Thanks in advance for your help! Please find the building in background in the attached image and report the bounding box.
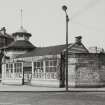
[89,46,105,53]
[0,27,13,48]
[0,27,14,79]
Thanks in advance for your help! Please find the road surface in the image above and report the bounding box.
[0,92,105,105]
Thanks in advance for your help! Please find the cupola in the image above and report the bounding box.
[12,26,32,41]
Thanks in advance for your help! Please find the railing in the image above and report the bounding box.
[33,72,57,79]
[6,73,22,79]
[14,73,23,78]
[6,73,14,78]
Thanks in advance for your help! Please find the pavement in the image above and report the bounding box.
[0,84,105,91]
[0,91,105,105]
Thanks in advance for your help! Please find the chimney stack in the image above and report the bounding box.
[75,36,82,44]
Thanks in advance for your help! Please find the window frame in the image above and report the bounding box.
[34,61,43,73]
[45,59,57,72]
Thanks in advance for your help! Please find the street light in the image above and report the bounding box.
[62,5,69,91]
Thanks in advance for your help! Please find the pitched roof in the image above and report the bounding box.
[17,44,73,58]
[6,40,35,50]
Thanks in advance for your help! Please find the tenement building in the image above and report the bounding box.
[1,27,105,87]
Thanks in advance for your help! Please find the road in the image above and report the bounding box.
[0,92,105,105]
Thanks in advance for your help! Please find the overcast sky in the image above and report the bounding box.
[0,0,105,49]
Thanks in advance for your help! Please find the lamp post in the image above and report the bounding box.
[62,5,69,91]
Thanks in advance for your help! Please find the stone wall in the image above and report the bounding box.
[67,53,105,87]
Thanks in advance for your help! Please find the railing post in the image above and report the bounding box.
[43,60,46,79]
[22,62,24,85]
[32,61,34,78]
[13,63,15,79]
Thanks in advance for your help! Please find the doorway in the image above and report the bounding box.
[22,67,32,85]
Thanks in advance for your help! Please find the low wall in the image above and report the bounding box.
[67,53,105,87]
[2,78,22,85]
[31,79,60,87]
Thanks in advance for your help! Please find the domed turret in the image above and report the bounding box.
[4,9,36,58]
[5,26,35,58]
[12,26,31,41]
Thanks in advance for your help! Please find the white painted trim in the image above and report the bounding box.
[43,60,45,80]
[16,54,61,61]
[32,62,34,78]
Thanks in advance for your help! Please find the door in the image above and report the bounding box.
[22,66,32,85]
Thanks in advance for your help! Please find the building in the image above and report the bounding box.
[1,27,105,88]
[0,27,13,48]
[0,27,14,79]
[89,46,105,53]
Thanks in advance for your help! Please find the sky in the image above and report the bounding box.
[0,0,105,49]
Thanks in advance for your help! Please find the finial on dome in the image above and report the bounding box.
[17,9,27,33]
[20,9,23,28]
